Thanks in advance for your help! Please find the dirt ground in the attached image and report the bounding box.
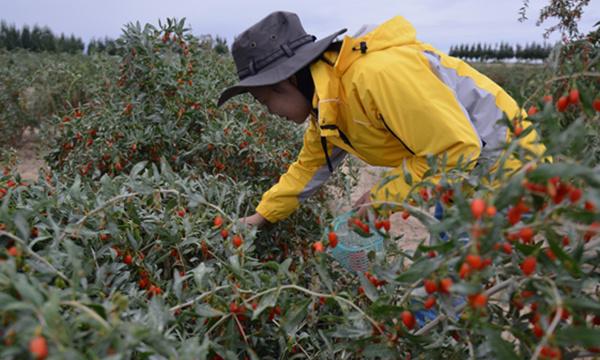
[10,128,48,180]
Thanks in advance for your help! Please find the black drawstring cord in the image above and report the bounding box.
[320,136,333,172]
[320,124,354,149]
[337,129,354,150]
[319,124,354,173]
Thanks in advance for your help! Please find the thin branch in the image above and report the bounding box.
[206,313,231,336]
[59,192,140,241]
[0,230,70,282]
[60,188,184,241]
[60,300,111,330]
[522,72,600,109]
[233,313,249,344]
[169,285,230,312]
[271,319,314,359]
[75,193,139,226]
[531,279,563,360]
[245,284,384,334]
[467,336,476,360]
[399,278,426,308]
[198,199,235,223]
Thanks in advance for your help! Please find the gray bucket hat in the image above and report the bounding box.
[218,11,346,106]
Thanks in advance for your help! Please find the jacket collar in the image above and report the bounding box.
[309,16,418,138]
[310,57,341,138]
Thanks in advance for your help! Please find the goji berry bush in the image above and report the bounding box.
[44,19,301,186]
[0,49,117,150]
[1,17,600,360]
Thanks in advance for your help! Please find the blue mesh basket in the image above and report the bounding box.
[327,211,385,273]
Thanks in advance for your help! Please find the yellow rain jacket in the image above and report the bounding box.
[255,16,546,223]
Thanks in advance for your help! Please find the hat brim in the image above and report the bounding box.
[218,28,347,107]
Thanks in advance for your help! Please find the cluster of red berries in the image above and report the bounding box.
[420,277,454,313]
[459,254,493,279]
[522,177,583,205]
[555,89,580,112]
[470,198,497,220]
[213,215,244,249]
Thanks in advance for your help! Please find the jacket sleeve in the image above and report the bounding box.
[355,49,481,210]
[255,118,346,223]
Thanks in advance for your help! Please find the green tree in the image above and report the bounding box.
[39,27,56,52]
[214,35,229,54]
[20,25,32,50]
[3,23,21,50]
[30,25,42,51]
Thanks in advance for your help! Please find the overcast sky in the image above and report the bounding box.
[2,0,599,52]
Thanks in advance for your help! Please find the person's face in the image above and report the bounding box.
[249,78,311,125]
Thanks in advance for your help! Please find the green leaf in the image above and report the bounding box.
[376,174,400,191]
[278,258,293,278]
[396,258,441,283]
[565,298,600,314]
[194,303,224,318]
[245,348,260,360]
[13,212,29,240]
[403,160,413,186]
[580,83,596,117]
[173,270,184,301]
[362,343,397,358]
[484,328,520,360]
[228,254,241,273]
[331,325,371,338]
[546,229,582,276]
[556,326,600,347]
[370,304,403,318]
[84,303,108,320]
[358,274,379,301]
[280,299,311,337]
[252,290,279,320]
[314,260,333,292]
[12,275,44,306]
[191,263,212,290]
[69,176,82,202]
[0,293,17,309]
[3,302,37,312]
[494,172,525,210]
[130,161,148,177]
[417,240,456,253]
[450,283,481,296]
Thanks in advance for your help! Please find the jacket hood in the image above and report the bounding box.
[334,16,418,75]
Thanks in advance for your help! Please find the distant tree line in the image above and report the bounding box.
[87,38,120,55]
[0,21,84,53]
[0,21,230,56]
[449,42,554,62]
[198,35,229,54]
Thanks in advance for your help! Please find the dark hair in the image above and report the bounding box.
[295,65,315,104]
[326,41,342,53]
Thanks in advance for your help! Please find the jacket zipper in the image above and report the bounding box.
[379,114,415,155]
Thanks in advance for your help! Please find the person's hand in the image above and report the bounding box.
[239,212,268,228]
[354,190,373,219]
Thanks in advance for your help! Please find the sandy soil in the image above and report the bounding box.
[6,128,48,181]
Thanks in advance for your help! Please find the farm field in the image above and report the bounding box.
[1,18,600,359]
